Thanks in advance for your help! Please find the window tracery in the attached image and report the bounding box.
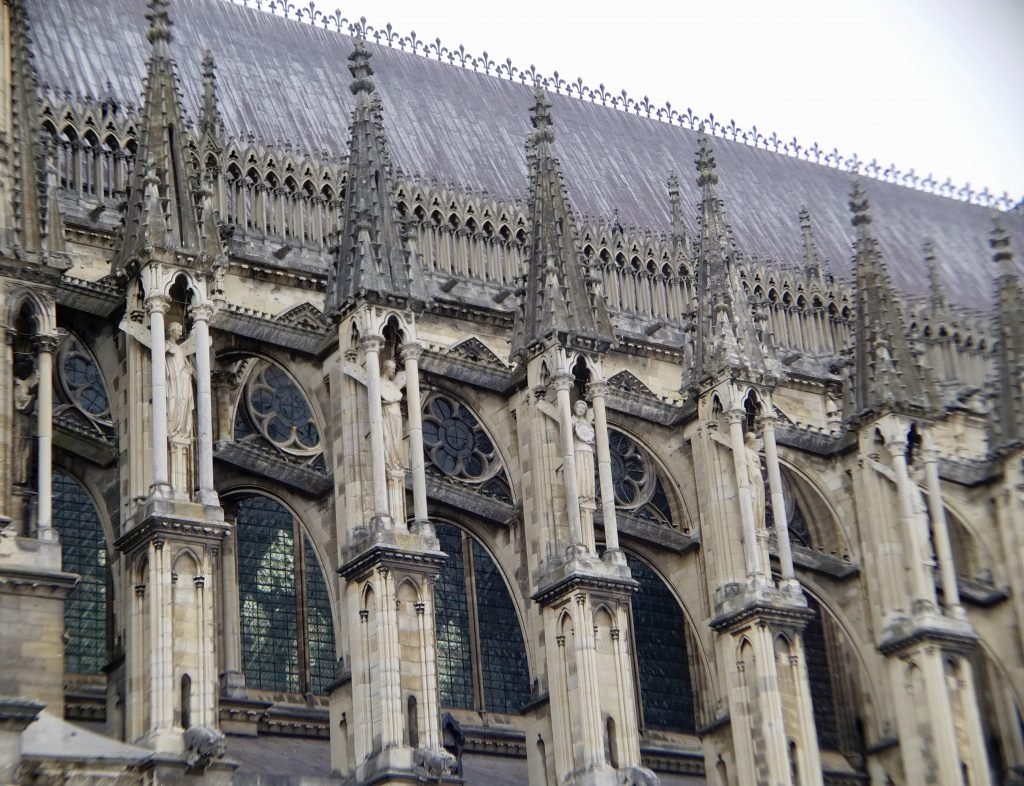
[56,333,113,435]
[602,430,673,526]
[234,360,323,466]
[434,524,530,714]
[422,392,512,503]
[234,494,335,694]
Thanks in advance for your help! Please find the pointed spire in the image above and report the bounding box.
[199,50,224,142]
[848,180,934,419]
[991,216,1024,450]
[922,239,949,315]
[326,38,425,319]
[511,89,614,361]
[799,206,824,282]
[685,133,777,391]
[667,171,689,255]
[113,0,221,276]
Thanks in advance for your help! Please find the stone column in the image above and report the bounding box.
[146,295,171,497]
[360,335,390,524]
[761,414,796,582]
[34,334,57,541]
[589,381,622,559]
[921,438,964,618]
[727,408,761,579]
[888,439,935,611]
[401,342,430,534]
[553,371,583,550]
[190,301,218,507]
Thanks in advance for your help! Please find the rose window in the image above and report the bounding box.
[57,333,113,433]
[236,361,322,463]
[603,430,673,526]
[422,393,511,502]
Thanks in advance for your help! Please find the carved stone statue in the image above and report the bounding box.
[119,315,198,496]
[573,399,596,505]
[744,431,766,528]
[12,366,39,488]
[341,352,407,523]
[165,321,196,442]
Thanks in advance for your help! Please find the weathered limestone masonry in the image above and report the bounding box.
[0,0,1023,785]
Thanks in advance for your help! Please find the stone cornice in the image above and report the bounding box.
[338,538,447,582]
[0,565,79,597]
[115,500,229,555]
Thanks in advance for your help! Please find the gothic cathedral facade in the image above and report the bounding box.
[1,1,1023,785]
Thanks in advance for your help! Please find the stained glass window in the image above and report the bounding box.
[235,495,336,694]
[803,595,840,749]
[434,523,530,713]
[422,393,512,504]
[602,431,674,526]
[57,334,113,434]
[235,361,323,464]
[54,472,107,674]
[434,525,474,709]
[627,554,695,732]
[472,540,530,713]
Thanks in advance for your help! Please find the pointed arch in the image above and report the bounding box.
[433,522,530,714]
[53,471,108,675]
[229,492,336,694]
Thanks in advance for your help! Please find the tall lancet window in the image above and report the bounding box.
[434,523,530,714]
[626,554,696,733]
[53,472,107,674]
[234,494,335,694]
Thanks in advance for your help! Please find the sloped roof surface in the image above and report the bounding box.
[27,0,1024,307]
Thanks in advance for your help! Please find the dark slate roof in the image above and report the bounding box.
[27,0,1024,308]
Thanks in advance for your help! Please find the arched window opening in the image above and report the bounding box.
[434,523,529,714]
[803,595,840,749]
[234,360,324,470]
[180,674,192,730]
[605,716,618,767]
[406,695,419,748]
[53,472,107,674]
[626,554,695,732]
[602,430,674,527]
[421,392,512,503]
[766,467,812,549]
[234,494,335,694]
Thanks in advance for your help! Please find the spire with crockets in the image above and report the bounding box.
[847,180,936,420]
[511,88,614,362]
[326,37,426,320]
[112,0,222,278]
[991,216,1024,451]
[684,132,780,392]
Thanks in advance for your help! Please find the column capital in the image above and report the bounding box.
[189,300,215,323]
[586,380,609,398]
[885,440,907,461]
[145,294,171,314]
[553,371,575,392]
[399,341,423,362]
[32,333,59,354]
[359,334,384,354]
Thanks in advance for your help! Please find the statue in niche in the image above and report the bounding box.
[12,360,39,488]
[341,352,407,524]
[744,431,766,528]
[120,316,198,496]
[572,399,597,530]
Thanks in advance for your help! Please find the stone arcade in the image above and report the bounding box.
[0,1,1023,785]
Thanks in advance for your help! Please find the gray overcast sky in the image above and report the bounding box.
[348,0,1023,201]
